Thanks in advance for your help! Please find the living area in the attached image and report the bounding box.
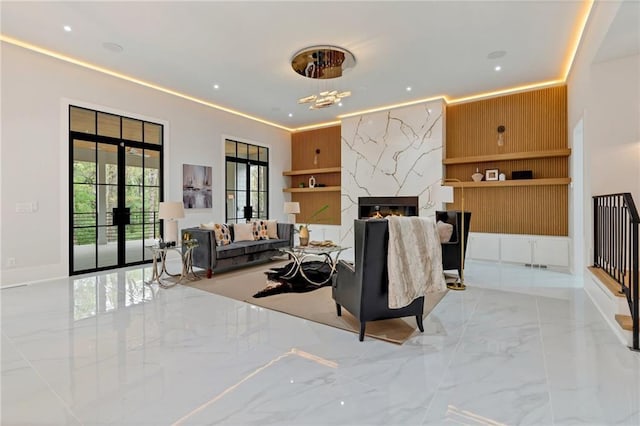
[2,1,640,424]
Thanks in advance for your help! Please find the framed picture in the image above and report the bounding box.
[485,168,499,181]
[183,164,212,209]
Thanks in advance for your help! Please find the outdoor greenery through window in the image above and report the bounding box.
[225,139,269,223]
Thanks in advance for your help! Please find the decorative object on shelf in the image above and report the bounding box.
[497,125,506,147]
[292,45,356,109]
[512,170,533,180]
[471,168,484,182]
[313,148,320,166]
[440,180,466,291]
[309,176,316,188]
[499,173,506,181]
[485,168,499,181]
[284,201,300,224]
[182,164,212,209]
[159,201,185,243]
[299,182,305,187]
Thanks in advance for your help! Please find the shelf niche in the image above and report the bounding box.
[289,125,341,225]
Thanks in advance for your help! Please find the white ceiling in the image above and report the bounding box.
[0,1,634,130]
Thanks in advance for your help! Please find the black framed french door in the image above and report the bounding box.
[69,106,164,275]
[225,140,269,223]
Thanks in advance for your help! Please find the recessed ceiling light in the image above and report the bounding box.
[213,84,219,90]
[288,113,293,117]
[495,65,502,71]
[406,86,412,92]
[63,25,72,32]
[487,50,507,59]
[338,102,343,107]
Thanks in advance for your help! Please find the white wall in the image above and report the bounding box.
[567,0,640,271]
[0,43,290,286]
[340,100,445,245]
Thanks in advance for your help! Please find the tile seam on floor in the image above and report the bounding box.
[535,293,556,426]
[1,329,84,425]
[419,288,485,424]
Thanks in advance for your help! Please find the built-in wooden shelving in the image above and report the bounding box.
[443,177,571,188]
[283,186,341,193]
[283,167,341,176]
[443,149,571,165]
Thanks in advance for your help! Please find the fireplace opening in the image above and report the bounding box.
[358,196,419,219]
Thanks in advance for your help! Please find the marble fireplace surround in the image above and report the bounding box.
[340,99,445,245]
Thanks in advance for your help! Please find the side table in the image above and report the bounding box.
[145,240,200,288]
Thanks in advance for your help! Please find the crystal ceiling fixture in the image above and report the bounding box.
[291,45,355,110]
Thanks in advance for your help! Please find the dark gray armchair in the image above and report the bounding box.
[332,219,424,341]
[436,211,471,281]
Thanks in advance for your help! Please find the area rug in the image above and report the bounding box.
[255,261,333,298]
[184,260,447,344]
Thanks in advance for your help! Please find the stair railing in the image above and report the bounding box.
[593,193,639,350]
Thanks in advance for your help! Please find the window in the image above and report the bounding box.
[225,139,269,223]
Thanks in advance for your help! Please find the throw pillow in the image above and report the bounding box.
[233,222,255,242]
[265,220,279,239]
[200,222,216,230]
[252,220,269,240]
[436,220,454,243]
[213,223,231,246]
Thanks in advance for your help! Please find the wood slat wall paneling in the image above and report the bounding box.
[291,192,341,226]
[446,85,567,158]
[446,186,568,236]
[445,85,569,236]
[291,126,341,170]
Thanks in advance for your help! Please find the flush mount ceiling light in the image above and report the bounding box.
[292,45,355,110]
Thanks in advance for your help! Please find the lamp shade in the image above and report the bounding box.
[284,201,300,214]
[440,185,455,204]
[158,201,185,220]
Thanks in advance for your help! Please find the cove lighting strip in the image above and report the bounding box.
[1,0,594,133]
[0,34,293,132]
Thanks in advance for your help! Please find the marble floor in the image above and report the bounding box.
[1,260,639,425]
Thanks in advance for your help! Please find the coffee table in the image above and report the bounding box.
[279,245,348,286]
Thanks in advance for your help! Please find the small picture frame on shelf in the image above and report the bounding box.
[485,168,499,181]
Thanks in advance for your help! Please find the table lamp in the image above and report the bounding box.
[159,201,185,243]
[441,180,466,291]
[284,201,300,224]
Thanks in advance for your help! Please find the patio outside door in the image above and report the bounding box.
[70,106,163,275]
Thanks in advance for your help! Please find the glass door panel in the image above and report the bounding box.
[96,143,118,269]
[125,148,145,264]
[143,150,161,260]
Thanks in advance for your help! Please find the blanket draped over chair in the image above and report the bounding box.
[387,216,446,308]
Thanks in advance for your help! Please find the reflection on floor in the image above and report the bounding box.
[2,260,639,425]
[72,239,159,272]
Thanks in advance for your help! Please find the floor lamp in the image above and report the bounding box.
[159,201,185,244]
[441,180,466,291]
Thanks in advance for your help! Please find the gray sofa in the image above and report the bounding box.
[181,222,294,276]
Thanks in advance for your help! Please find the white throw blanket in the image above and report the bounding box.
[387,216,446,308]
